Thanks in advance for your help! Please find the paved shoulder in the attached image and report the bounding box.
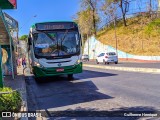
[85,61,160,69]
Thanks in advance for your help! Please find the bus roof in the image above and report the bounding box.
[31,21,77,29]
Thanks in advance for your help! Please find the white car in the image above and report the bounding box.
[96,52,118,64]
[82,54,89,61]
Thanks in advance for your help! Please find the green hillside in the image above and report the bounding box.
[97,16,160,56]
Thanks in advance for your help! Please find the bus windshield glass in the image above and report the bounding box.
[33,31,80,58]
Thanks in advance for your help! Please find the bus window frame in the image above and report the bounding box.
[31,30,81,59]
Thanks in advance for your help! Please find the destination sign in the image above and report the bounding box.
[35,22,77,31]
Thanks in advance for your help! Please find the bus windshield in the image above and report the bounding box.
[33,31,80,58]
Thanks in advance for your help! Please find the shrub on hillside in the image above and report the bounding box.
[0,87,22,112]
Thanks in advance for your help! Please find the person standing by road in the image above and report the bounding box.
[17,57,21,68]
[22,57,26,68]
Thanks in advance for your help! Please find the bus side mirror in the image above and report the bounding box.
[28,37,32,45]
[80,34,82,46]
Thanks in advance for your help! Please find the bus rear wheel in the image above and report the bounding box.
[68,74,74,81]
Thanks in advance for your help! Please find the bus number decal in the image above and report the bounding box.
[67,48,76,53]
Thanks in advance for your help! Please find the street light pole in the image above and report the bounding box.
[20,15,37,30]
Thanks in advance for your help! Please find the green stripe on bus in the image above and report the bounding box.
[33,62,82,78]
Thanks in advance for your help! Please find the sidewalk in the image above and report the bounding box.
[3,67,28,116]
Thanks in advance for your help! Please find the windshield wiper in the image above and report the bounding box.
[59,30,68,52]
[61,30,68,43]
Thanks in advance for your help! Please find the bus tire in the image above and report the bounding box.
[68,74,74,81]
[103,60,106,65]
[96,59,99,64]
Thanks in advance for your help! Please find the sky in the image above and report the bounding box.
[3,0,159,36]
[3,0,80,36]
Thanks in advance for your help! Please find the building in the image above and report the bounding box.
[0,0,17,87]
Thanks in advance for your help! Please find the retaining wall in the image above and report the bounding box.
[83,36,160,61]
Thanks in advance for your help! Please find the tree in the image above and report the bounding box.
[148,0,152,19]
[104,0,129,26]
[101,0,117,25]
[75,8,95,38]
[19,35,28,41]
[119,0,129,26]
[80,0,99,35]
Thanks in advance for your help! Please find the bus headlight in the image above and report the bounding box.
[34,62,44,68]
[75,60,81,65]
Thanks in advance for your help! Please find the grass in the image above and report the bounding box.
[96,15,160,56]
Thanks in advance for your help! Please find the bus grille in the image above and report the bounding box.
[41,66,77,74]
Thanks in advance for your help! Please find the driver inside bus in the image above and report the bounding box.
[35,33,54,55]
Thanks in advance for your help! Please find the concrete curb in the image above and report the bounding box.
[20,75,28,120]
[84,64,160,74]
[89,59,160,63]
[17,68,28,120]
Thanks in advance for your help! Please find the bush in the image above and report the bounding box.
[145,18,160,35]
[0,87,22,112]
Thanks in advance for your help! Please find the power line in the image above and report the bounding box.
[20,15,37,30]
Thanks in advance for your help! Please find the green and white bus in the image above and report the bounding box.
[28,21,82,81]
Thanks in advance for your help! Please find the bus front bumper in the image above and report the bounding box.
[33,62,82,78]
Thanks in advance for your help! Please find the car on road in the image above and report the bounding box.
[82,54,89,61]
[96,52,118,64]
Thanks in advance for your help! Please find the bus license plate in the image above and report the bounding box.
[56,68,64,72]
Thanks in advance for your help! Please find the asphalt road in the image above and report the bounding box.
[84,61,160,69]
[25,67,160,120]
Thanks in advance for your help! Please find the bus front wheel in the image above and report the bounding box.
[35,77,42,83]
[68,74,74,81]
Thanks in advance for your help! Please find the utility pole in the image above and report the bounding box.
[113,3,118,55]
[114,18,118,55]
[87,34,89,59]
